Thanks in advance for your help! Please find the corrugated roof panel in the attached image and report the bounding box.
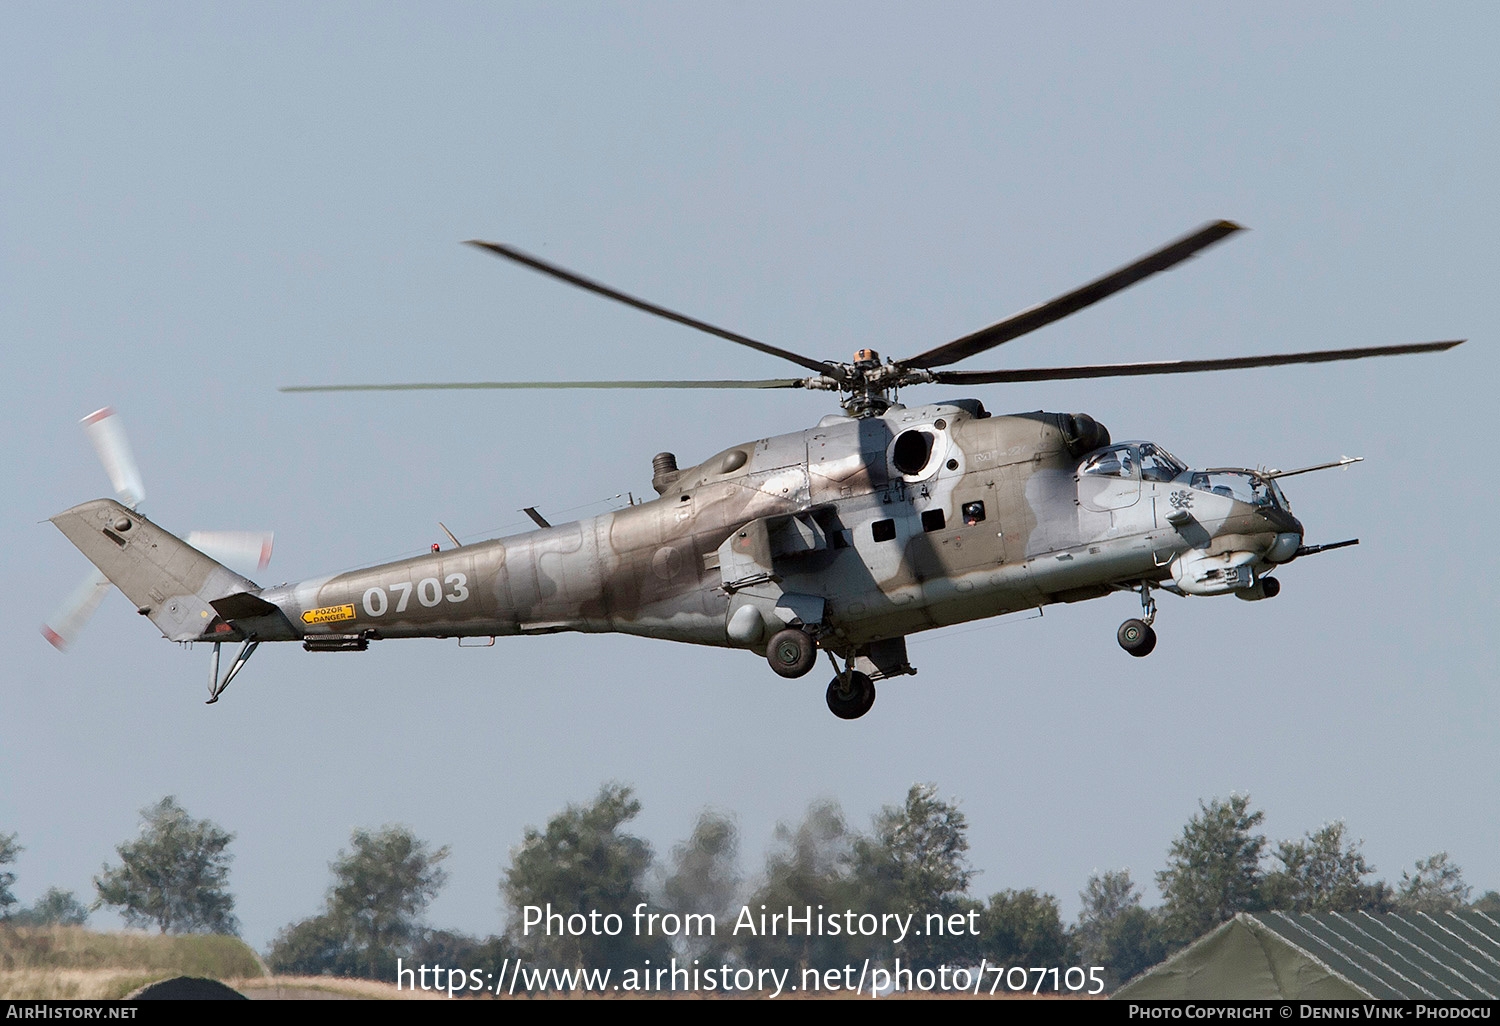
[1377,912,1500,998]
[1444,911,1500,968]
[1252,910,1500,1001]
[1259,911,1419,998]
[1350,912,1492,999]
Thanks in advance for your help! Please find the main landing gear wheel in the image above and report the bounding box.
[1117,618,1157,657]
[826,670,876,719]
[766,628,818,679]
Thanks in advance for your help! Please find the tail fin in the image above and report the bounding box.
[50,498,261,642]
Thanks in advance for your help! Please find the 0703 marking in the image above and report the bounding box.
[362,573,469,617]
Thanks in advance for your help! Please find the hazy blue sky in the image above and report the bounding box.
[4,3,1496,952]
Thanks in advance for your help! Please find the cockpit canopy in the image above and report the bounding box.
[1079,442,1291,510]
[1079,442,1186,482]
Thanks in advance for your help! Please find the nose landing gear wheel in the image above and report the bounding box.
[1117,618,1157,657]
[826,670,876,719]
[766,628,818,679]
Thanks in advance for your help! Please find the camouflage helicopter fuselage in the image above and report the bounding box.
[52,398,1305,712]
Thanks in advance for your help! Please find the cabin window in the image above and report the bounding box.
[872,519,896,542]
[1080,447,1136,480]
[962,501,985,525]
[921,509,945,532]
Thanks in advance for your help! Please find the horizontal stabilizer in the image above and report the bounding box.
[210,591,282,621]
[50,498,259,642]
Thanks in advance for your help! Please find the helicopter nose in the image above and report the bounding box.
[1266,525,1303,563]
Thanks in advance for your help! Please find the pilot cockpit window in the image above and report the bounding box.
[1188,471,1288,509]
[1139,443,1186,483]
[1080,447,1136,480]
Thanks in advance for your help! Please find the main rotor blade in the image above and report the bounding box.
[905,220,1245,369]
[465,240,837,377]
[81,407,145,509]
[282,378,813,392]
[927,339,1465,384]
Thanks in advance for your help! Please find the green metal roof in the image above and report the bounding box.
[1252,909,1500,1000]
[1113,909,1500,1000]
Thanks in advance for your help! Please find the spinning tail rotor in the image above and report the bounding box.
[42,408,274,651]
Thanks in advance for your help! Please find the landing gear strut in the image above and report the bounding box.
[824,651,876,719]
[207,638,259,704]
[1117,584,1158,658]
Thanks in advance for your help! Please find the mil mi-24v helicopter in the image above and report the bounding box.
[48,221,1462,718]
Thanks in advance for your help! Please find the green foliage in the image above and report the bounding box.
[1156,794,1266,945]
[265,913,361,977]
[93,797,237,935]
[1262,822,1390,914]
[11,889,90,928]
[502,783,670,974]
[660,809,740,960]
[413,929,519,974]
[976,888,1070,965]
[328,825,450,978]
[268,824,450,979]
[1072,870,1167,990]
[733,800,859,969]
[851,783,975,968]
[0,833,19,919]
[1397,852,1471,913]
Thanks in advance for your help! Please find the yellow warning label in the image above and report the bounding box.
[302,604,355,625]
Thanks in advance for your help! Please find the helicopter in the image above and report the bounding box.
[48,220,1462,718]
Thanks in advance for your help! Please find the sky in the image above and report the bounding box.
[3,3,1496,954]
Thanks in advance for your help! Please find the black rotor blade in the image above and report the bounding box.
[927,339,1465,384]
[465,240,837,377]
[282,378,813,393]
[905,220,1245,369]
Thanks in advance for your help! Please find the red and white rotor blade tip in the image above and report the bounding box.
[41,570,112,652]
[81,407,145,509]
[187,531,275,573]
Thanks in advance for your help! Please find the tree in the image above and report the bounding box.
[1156,794,1266,945]
[976,888,1071,966]
[328,825,450,978]
[414,929,520,975]
[1262,822,1389,913]
[12,888,90,927]
[1396,852,1471,913]
[0,832,19,919]
[269,825,450,978]
[94,797,237,935]
[502,784,670,974]
[733,799,859,970]
[1472,891,1500,917]
[1072,870,1167,990]
[851,783,975,967]
[660,809,740,960]
[266,913,361,977]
